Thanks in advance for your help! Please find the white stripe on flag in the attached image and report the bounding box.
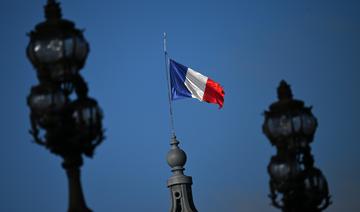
[184,68,208,101]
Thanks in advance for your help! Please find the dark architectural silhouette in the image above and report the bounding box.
[166,136,198,212]
[262,80,331,212]
[26,1,104,211]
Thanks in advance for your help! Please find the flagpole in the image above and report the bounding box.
[163,32,176,138]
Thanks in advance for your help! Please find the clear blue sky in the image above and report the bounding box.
[0,0,359,211]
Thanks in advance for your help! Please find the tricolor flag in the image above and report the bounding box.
[169,59,225,108]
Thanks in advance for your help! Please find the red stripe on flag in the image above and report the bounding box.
[203,78,225,109]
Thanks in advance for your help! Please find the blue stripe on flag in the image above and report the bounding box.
[169,59,192,100]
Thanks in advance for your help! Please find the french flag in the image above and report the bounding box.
[169,59,225,108]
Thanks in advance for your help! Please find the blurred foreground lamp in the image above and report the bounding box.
[26,1,104,211]
[27,0,89,84]
[262,80,331,212]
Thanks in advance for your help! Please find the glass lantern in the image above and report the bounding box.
[263,81,318,149]
[27,83,67,128]
[268,155,301,192]
[302,168,331,208]
[70,97,103,157]
[26,0,89,82]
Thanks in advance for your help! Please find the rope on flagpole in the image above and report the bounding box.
[163,32,176,138]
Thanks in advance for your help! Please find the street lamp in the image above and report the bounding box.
[263,80,331,212]
[26,1,104,211]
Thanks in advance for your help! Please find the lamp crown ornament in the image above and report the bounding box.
[277,80,293,100]
[44,0,62,21]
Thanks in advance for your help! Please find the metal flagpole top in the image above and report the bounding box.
[163,32,168,54]
[163,32,176,139]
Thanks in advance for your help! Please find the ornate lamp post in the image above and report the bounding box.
[262,80,331,212]
[26,1,104,211]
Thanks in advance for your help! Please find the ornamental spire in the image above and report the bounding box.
[44,0,62,21]
[166,136,198,212]
[277,80,293,101]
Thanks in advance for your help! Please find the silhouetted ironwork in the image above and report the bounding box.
[263,80,331,212]
[26,1,104,211]
[166,136,198,212]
